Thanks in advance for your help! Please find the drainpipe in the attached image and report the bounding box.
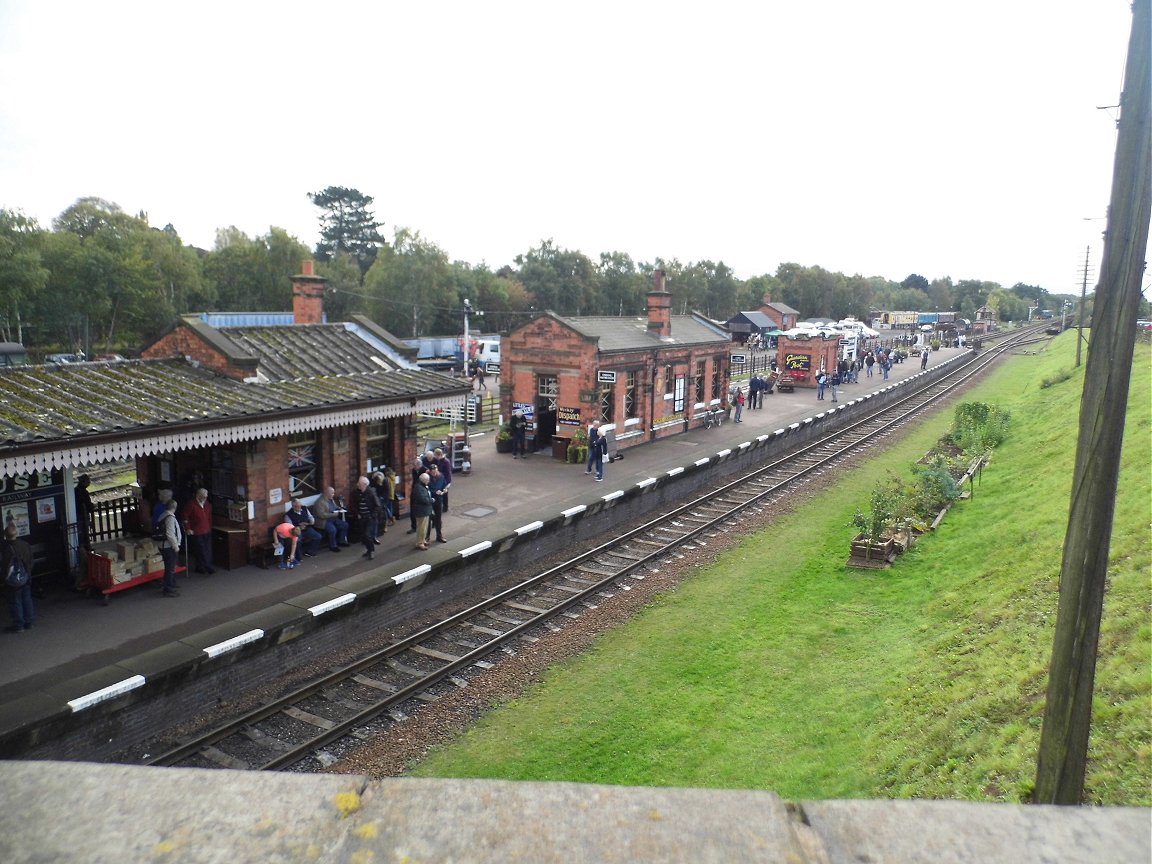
[648,349,659,442]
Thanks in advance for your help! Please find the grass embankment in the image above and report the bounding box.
[413,334,1152,805]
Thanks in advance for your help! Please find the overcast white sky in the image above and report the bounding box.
[0,1,1138,294]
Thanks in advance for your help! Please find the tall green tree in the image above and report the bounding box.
[514,239,598,315]
[0,210,49,344]
[597,252,648,316]
[45,198,170,352]
[308,186,385,277]
[203,227,310,312]
[316,251,365,322]
[365,228,455,336]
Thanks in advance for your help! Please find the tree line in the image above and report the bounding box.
[0,188,1088,358]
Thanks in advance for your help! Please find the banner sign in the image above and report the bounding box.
[557,406,582,426]
[784,353,812,371]
[513,401,535,421]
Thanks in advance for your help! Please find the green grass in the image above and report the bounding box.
[412,333,1152,805]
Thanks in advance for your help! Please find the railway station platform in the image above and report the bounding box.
[1,349,964,741]
[2,341,1148,862]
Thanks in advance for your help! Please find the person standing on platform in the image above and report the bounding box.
[511,410,527,458]
[432,448,453,512]
[920,347,930,370]
[74,474,93,551]
[182,488,215,575]
[157,498,183,597]
[816,370,827,400]
[830,370,841,403]
[150,488,173,533]
[407,457,425,534]
[586,420,602,475]
[384,467,400,528]
[2,523,34,631]
[411,472,434,551]
[734,387,746,422]
[370,472,391,537]
[353,476,381,560]
[748,375,761,410]
[426,464,448,544]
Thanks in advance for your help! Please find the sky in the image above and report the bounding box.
[0,1,1139,295]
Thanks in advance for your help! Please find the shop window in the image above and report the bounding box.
[287,432,318,499]
[695,360,706,404]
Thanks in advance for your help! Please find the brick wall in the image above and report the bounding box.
[142,328,253,381]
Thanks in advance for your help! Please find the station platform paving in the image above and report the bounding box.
[0,351,962,713]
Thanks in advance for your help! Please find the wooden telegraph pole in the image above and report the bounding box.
[1033,0,1151,804]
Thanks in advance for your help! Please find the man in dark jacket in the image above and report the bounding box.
[352,476,381,560]
[2,524,34,632]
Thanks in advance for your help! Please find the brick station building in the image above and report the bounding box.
[0,262,467,577]
[501,270,732,454]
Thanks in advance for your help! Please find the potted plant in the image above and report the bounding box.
[848,479,900,564]
[568,426,589,465]
[495,422,513,454]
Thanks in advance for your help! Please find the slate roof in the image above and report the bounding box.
[552,313,730,353]
[766,301,800,316]
[213,324,405,381]
[0,357,465,450]
[727,311,776,330]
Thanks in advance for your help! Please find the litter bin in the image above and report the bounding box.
[551,434,571,461]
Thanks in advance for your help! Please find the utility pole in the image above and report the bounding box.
[1033,0,1150,804]
[1076,246,1092,368]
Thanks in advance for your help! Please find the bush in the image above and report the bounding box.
[909,456,963,516]
[949,402,1010,453]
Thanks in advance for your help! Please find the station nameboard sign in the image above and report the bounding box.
[597,370,617,383]
[730,353,748,365]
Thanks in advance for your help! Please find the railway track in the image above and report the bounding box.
[148,328,1044,772]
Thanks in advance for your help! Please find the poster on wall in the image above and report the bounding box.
[3,504,30,536]
[512,402,535,421]
[784,353,812,372]
[35,497,57,523]
[557,406,582,426]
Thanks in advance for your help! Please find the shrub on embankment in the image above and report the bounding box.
[413,333,1152,805]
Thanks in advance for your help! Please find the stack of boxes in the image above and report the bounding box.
[92,539,165,585]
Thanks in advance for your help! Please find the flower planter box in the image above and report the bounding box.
[847,533,897,569]
[495,437,513,454]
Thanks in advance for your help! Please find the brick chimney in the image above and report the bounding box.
[292,260,328,325]
[647,269,672,338]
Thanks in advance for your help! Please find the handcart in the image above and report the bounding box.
[83,550,185,605]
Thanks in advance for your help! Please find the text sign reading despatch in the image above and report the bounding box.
[557,406,583,426]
